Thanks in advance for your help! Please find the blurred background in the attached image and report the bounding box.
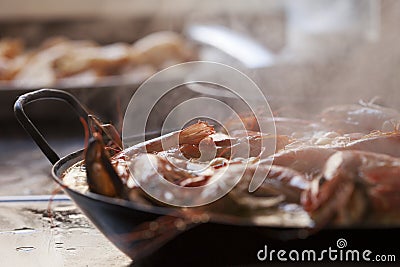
[0,1,399,265]
[1,0,398,125]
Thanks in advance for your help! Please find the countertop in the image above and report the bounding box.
[0,201,131,267]
[0,135,131,266]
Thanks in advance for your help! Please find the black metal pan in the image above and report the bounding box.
[13,89,400,266]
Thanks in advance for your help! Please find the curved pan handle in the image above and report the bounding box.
[14,88,90,165]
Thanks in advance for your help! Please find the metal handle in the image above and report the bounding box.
[14,88,90,165]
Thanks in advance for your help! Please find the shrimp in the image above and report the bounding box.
[319,102,400,134]
[262,146,337,178]
[339,131,400,158]
[302,150,400,227]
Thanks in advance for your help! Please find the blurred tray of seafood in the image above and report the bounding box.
[0,18,199,131]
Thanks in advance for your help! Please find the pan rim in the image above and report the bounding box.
[51,148,316,229]
[51,148,400,231]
